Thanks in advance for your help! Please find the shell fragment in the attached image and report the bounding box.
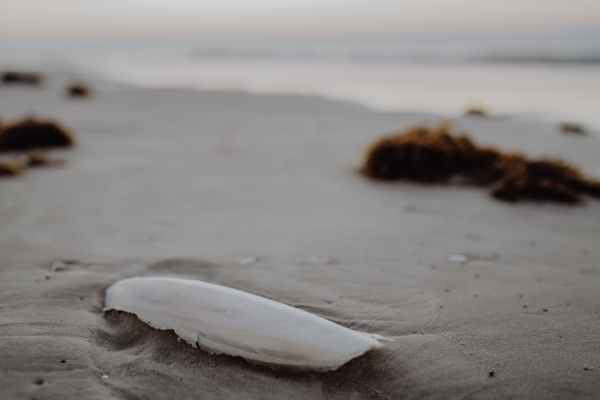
[104,277,390,371]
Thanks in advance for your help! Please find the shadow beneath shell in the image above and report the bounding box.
[97,310,397,399]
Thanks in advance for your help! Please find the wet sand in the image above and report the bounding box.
[1,74,599,399]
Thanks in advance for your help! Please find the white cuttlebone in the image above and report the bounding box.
[104,277,391,371]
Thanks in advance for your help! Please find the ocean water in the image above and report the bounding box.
[1,30,600,128]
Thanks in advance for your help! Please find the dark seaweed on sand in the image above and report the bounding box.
[0,118,75,151]
[25,149,63,167]
[1,71,42,86]
[361,125,600,203]
[0,161,28,176]
[464,106,489,117]
[67,82,91,98]
[560,122,586,135]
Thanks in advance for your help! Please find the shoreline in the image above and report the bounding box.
[3,59,600,132]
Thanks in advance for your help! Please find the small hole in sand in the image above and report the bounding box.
[60,360,66,363]
[584,367,589,371]
[34,379,44,385]
[489,371,495,378]
[543,309,548,312]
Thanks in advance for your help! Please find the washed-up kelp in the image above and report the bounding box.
[361,125,600,203]
[0,118,75,151]
[1,71,42,86]
[560,122,586,135]
[464,105,489,117]
[66,83,91,98]
[0,161,28,176]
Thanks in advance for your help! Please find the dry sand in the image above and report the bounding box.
[1,74,599,399]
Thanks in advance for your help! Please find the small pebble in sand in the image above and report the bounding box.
[102,375,109,380]
[239,257,259,265]
[448,254,469,264]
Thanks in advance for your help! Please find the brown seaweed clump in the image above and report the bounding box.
[464,105,489,117]
[0,118,75,151]
[25,148,65,167]
[361,125,501,183]
[0,161,28,176]
[66,83,91,98]
[1,71,42,86]
[560,122,586,135]
[361,125,600,204]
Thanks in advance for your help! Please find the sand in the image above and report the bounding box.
[0,73,599,399]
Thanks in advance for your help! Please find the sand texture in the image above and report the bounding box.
[1,75,599,399]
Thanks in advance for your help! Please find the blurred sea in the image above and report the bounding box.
[1,29,600,128]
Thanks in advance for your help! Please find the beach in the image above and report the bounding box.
[1,74,599,399]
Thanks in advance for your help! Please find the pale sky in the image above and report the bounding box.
[1,0,599,39]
